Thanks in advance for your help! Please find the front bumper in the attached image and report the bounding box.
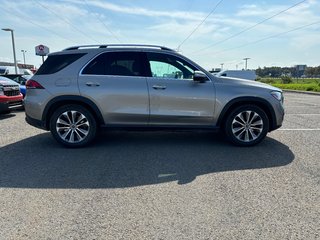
[0,94,24,113]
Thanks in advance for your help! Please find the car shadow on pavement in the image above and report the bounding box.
[0,131,295,188]
[0,112,16,120]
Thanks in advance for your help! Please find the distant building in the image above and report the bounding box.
[0,61,34,70]
[294,65,307,77]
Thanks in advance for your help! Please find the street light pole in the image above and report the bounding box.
[2,28,18,74]
[243,58,250,70]
[21,50,27,66]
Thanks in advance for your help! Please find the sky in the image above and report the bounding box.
[0,0,320,70]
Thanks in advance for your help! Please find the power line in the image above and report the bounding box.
[177,0,225,50]
[193,0,308,54]
[83,0,122,43]
[208,20,320,56]
[33,0,101,44]
[0,6,79,44]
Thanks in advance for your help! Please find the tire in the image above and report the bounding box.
[50,104,97,147]
[224,105,269,146]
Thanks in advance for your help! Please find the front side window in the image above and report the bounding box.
[146,52,196,80]
[82,52,145,77]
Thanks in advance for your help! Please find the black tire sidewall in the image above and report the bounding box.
[225,105,269,146]
[50,104,97,147]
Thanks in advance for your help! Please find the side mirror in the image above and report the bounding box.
[193,71,208,83]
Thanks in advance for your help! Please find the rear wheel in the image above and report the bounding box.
[224,105,269,146]
[50,105,97,147]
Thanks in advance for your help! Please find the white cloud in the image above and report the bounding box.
[237,0,320,27]
[290,32,320,49]
[1,0,320,69]
[66,0,205,21]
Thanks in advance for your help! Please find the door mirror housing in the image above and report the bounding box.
[193,71,208,83]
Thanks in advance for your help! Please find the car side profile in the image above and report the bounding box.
[24,44,284,147]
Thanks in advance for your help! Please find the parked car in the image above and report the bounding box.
[1,74,31,98]
[0,66,33,75]
[0,76,24,113]
[213,70,257,81]
[22,69,33,75]
[25,44,284,147]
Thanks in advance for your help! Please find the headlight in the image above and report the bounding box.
[271,91,283,103]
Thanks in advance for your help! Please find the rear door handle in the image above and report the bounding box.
[86,82,100,87]
[152,85,167,90]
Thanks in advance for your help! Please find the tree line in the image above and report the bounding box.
[256,66,320,78]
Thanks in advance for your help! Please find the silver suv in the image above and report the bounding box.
[25,44,284,147]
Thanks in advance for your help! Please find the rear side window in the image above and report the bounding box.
[82,52,146,77]
[36,53,86,75]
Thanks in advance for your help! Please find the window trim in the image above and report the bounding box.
[79,50,212,82]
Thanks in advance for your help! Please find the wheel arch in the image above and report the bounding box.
[217,97,277,132]
[42,95,104,130]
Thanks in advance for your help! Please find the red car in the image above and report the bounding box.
[0,76,24,113]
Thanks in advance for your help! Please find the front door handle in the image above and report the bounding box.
[86,82,100,87]
[152,85,167,90]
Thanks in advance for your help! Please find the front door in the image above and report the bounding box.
[145,52,215,126]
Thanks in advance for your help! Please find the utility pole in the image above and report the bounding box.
[243,58,250,70]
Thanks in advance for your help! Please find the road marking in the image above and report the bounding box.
[279,129,320,131]
[158,173,177,178]
[285,105,320,107]
[286,114,320,115]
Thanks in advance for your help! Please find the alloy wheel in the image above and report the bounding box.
[231,110,263,142]
[56,110,90,143]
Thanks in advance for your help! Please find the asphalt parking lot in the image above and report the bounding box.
[0,92,319,240]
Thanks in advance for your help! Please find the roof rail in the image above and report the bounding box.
[63,44,175,52]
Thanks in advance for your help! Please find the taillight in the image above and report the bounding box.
[26,80,45,89]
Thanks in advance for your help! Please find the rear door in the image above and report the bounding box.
[145,52,215,126]
[78,51,149,125]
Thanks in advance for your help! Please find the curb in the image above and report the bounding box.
[283,89,320,96]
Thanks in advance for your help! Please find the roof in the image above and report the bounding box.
[63,44,175,52]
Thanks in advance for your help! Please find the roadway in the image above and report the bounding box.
[0,92,319,239]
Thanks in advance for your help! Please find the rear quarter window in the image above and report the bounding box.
[35,53,86,75]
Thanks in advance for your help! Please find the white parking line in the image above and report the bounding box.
[286,114,320,115]
[279,129,320,131]
[285,105,320,107]
[158,173,177,178]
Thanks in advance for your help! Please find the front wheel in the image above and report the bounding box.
[50,105,97,147]
[224,105,269,146]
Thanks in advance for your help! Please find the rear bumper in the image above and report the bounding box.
[25,114,48,130]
